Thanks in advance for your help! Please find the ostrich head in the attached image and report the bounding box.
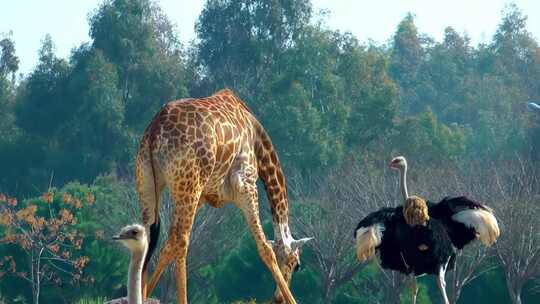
[403,196,429,226]
[389,156,407,171]
[113,224,148,253]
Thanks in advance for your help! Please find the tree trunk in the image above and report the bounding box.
[383,287,401,304]
[322,278,334,303]
[509,290,522,304]
[33,283,39,304]
[448,282,462,304]
[506,279,522,304]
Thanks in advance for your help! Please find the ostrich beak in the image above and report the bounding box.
[112,234,131,241]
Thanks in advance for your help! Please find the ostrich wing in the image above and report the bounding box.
[428,196,500,248]
[354,207,400,262]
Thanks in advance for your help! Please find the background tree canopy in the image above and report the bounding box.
[1,1,540,303]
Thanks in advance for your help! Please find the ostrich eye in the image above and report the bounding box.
[131,230,138,235]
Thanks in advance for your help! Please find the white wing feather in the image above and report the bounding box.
[355,224,385,262]
[452,209,500,246]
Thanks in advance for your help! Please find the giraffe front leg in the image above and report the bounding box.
[236,193,296,304]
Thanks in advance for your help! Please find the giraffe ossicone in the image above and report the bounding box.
[291,237,314,251]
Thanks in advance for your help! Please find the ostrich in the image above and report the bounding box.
[354,157,500,304]
[106,225,159,304]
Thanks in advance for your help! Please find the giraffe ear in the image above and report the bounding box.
[291,237,313,251]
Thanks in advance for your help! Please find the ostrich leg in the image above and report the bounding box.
[437,265,450,304]
[409,276,419,304]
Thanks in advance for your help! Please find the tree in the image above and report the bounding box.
[0,33,19,83]
[391,108,465,162]
[89,0,188,132]
[291,174,365,302]
[418,27,474,124]
[194,0,312,99]
[15,35,71,138]
[0,33,19,147]
[63,47,130,179]
[492,161,540,304]
[0,190,91,304]
[389,13,427,114]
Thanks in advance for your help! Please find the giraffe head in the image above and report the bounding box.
[270,237,312,303]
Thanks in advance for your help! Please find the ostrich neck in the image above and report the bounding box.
[128,248,146,304]
[400,166,409,201]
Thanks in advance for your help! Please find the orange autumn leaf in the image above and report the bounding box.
[48,244,60,253]
[1,234,16,244]
[74,239,83,249]
[74,256,89,270]
[85,192,95,205]
[15,205,37,221]
[0,212,13,226]
[42,192,54,204]
[62,193,73,204]
[20,238,31,250]
[7,198,17,206]
[59,209,74,223]
[32,217,46,231]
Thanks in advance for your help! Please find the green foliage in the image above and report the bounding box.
[392,108,465,161]
[195,0,312,97]
[2,0,540,303]
[90,0,188,131]
[75,297,107,304]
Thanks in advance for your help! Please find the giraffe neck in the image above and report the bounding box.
[254,125,293,245]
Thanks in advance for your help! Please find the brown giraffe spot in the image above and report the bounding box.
[270,152,278,164]
[277,173,285,187]
[262,139,272,150]
[261,155,270,166]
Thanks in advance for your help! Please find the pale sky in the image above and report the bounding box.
[1,0,539,75]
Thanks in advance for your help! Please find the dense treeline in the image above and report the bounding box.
[0,0,539,303]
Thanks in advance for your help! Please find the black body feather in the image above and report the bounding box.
[428,196,486,249]
[355,196,487,276]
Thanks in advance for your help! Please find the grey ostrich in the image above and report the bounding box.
[106,224,159,304]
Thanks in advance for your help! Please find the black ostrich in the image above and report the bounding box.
[354,157,500,304]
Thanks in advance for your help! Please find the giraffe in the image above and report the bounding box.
[135,88,312,304]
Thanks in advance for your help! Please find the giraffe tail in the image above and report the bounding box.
[143,218,160,272]
[142,114,162,284]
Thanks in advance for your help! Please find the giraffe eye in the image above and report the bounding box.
[293,263,300,272]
